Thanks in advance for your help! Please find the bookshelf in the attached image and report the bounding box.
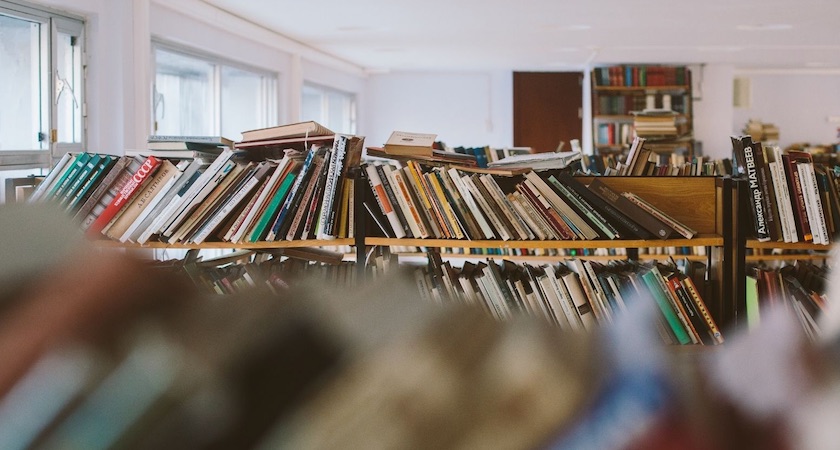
[591,65,694,160]
[33,136,743,338]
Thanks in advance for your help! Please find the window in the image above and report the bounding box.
[152,44,277,141]
[301,83,357,134]
[0,1,84,169]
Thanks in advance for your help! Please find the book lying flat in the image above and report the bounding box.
[240,121,333,143]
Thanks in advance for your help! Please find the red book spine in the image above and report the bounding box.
[87,156,161,237]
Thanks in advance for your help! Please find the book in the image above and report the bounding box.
[87,156,161,237]
[620,192,697,239]
[524,171,599,240]
[59,154,103,208]
[731,135,770,242]
[480,174,534,240]
[679,273,724,344]
[364,163,406,239]
[153,148,236,238]
[555,173,652,239]
[782,152,813,242]
[192,161,275,244]
[66,155,118,213]
[286,155,329,241]
[148,135,233,147]
[587,178,674,239]
[447,168,495,239]
[28,153,74,203]
[74,156,134,226]
[766,145,798,243]
[402,165,442,238]
[264,146,322,241]
[250,171,297,242]
[548,175,618,240]
[384,164,423,239]
[105,159,180,241]
[796,156,829,245]
[240,120,333,143]
[383,131,436,157]
[640,266,691,344]
[223,157,287,242]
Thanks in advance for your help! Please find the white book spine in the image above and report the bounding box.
[230,158,288,242]
[447,168,494,239]
[158,149,234,237]
[543,265,583,331]
[192,171,263,244]
[119,173,180,243]
[461,175,510,240]
[801,162,829,245]
[29,152,74,203]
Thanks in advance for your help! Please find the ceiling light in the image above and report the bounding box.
[736,24,793,31]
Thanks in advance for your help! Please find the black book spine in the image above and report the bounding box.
[587,178,674,239]
[732,135,770,242]
[556,173,652,239]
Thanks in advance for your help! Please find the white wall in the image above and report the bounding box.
[733,71,840,148]
[363,71,512,149]
[692,64,736,159]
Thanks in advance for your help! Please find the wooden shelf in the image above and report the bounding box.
[592,85,690,92]
[390,252,708,263]
[746,254,830,263]
[366,235,722,250]
[90,238,356,250]
[745,240,832,251]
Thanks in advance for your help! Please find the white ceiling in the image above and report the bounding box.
[202,0,840,72]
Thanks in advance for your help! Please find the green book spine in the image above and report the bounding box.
[746,274,760,330]
[67,156,115,212]
[249,172,296,242]
[47,153,88,200]
[641,269,691,344]
[61,154,103,208]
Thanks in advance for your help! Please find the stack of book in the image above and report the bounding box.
[29,130,365,244]
[127,135,233,159]
[416,252,724,346]
[362,158,697,242]
[732,135,840,244]
[632,110,689,138]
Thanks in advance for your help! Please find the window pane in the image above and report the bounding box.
[0,14,45,150]
[301,84,356,134]
[221,66,265,141]
[55,30,82,143]
[154,49,214,136]
[301,84,323,126]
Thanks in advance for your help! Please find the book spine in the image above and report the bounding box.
[517,181,575,240]
[391,167,428,238]
[557,173,652,239]
[753,142,782,241]
[365,164,406,239]
[265,147,319,241]
[318,135,347,239]
[666,274,706,344]
[405,161,444,238]
[29,153,74,203]
[766,156,795,243]
[741,142,771,241]
[193,166,266,244]
[462,174,511,240]
[225,161,281,242]
[87,156,160,237]
[800,162,829,245]
[548,176,618,239]
[481,174,534,240]
[377,164,411,237]
[403,165,441,238]
[640,269,691,344]
[560,271,598,330]
[525,171,599,240]
[621,192,696,239]
[587,178,674,239]
[543,265,583,331]
[385,165,421,238]
[286,157,326,241]
[782,154,813,242]
[447,167,495,239]
[67,156,114,213]
[429,172,465,239]
[508,193,547,240]
[682,275,724,344]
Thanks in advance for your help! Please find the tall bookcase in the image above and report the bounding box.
[591,65,694,160]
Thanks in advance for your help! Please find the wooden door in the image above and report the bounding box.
[513,72,583,153]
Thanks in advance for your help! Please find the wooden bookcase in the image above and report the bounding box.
[591,65,694,160]
[90,172,739,332]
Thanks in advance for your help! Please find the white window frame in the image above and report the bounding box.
[151,40,278,138]
[302,81,357,134]
[0,0,85,170]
